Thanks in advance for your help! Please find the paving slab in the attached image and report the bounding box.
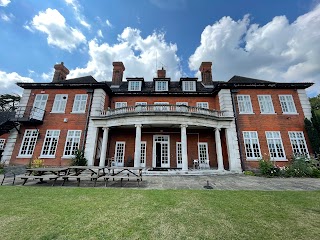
[1,174,320,190]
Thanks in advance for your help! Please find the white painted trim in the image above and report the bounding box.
[140,141,147,168]
[84,89,106,164]
[114,141,126,167]
[297,89,312,119]
[152,135,170,168]
[176,142,182,168]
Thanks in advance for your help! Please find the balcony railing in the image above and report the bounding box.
[13,106,45,122]
[100,104,233,118]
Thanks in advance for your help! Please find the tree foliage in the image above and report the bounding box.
[305,118,320,154]
[0,94,21,112]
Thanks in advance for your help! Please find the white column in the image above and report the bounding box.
[181,124,188,171]
[134,124,142,167]
[225,127,242,172]
[99,127,109,167]
[215,128,225,171]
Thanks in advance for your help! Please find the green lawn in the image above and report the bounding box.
[0,187,319,240]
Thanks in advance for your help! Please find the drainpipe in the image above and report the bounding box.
[82,89,94,150]
[230,89,245,170]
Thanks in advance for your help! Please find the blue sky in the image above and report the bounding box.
[0,0,319,96]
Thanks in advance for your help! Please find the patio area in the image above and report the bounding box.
[1,173,320,190]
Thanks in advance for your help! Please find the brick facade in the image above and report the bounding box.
[1,61,313,172]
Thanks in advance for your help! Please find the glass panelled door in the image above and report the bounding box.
[31,94,48,120]
[153,135,170,168]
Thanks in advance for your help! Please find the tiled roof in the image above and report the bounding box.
[228,76,274,84]
[106,81,220,94]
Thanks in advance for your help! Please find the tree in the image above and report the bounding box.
[0,94,21,112]
[305,118,320,155]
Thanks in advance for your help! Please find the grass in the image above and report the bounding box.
[0,187,319,240]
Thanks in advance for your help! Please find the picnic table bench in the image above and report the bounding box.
[1,165,27,185]
[104,167,143,187]
[21,167,68,186]
[61,166,105,187]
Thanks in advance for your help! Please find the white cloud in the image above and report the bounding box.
[68,27,182,82]
[0,0,10,7]
[189,4,320,96]
[0,12,14,22]
[64,0,91,29]
[97,29,103,38]
[106,19,113,28]
[26,8,86,52]
[0,70,34,94]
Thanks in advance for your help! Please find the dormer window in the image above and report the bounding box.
[155,81,168,91]
[128,81,142,91]
[182,81,196,91]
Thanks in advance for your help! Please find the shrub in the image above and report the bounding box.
[259,158,280,177]
[243,171,255,176]
[71,149,87,166]
[31,157,44,168]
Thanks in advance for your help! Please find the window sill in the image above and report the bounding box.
[50,111,66,114]
[16,155,32,158]
[39,155,56,159]
[270,159,288,161]
[70,111,86,114]
[246,158,261,161]
[282,113,299,115]
[61,156,74,159]
[260,113,277,115]
[239,113,255,115]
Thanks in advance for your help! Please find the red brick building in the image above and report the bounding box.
[0,61,313,172]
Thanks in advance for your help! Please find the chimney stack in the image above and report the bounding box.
[199,62,213,85]
[112,62,125,86]
[52,62,69,82]
[157,67,166,78]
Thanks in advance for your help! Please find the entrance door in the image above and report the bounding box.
[31,94,48,120]
[153,135,170,168]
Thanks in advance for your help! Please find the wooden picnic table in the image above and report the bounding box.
[22,167,69,186]
[105,167,143,187]
[62,166,106,187]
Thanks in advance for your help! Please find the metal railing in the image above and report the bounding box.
[13,106,45,121]
[100,104,233,118]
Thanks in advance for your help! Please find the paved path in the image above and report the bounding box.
[1,174,320,190]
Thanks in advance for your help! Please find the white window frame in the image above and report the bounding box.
[72,94,88,113]
[266,131,286,160]
[237,95,253,114]
[182,81,196,91]
[198,142,209,167]
[176,102,189,112]
[154,102,169,111]
[52,94,68,113]
[40,130,60,158]
[258,95,275,114]
[0,139,6,150]
[128,81,142,91]
[115,102,127,109]
[63,130,81,158]
[140,141,147,167]
[135,102,147,111]
[243,131,262,160]
[155,81,168,91]
[288,131,309,158]
[176,142,182,168]
[196,102,209,109]
[18,129,39,157]
[279,95,297,114]
[114,141,126,167]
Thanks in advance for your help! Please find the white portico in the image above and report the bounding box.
[87,104,242,173]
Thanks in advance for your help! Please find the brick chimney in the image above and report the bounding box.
[199,62,213,85]
[157,67,166,78]
[52,62,69,82]
[112,62,125,86]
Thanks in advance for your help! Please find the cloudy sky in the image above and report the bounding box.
[0,0,319,96]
